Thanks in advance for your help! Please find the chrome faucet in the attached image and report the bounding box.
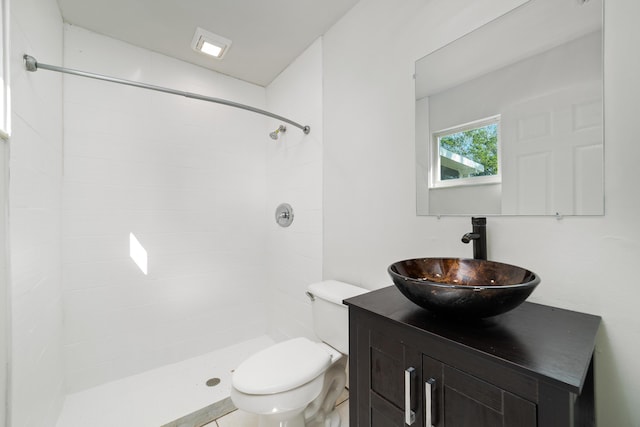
[461,217,487,260]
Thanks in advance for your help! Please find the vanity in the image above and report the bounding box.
[345,286,601,427]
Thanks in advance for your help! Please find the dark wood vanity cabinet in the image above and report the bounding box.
[345,286,600,427]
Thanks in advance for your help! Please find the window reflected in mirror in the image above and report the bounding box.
[432,116,500,188]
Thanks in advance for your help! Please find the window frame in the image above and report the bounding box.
[429,115,502,189]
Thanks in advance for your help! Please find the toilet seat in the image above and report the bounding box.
[232,337,332,395]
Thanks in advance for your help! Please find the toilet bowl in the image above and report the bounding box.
[230,280,368,427]
[231,338,345,427]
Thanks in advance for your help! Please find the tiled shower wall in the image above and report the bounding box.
[62,25,270,393]
[265,38,324,342]
[9,0,66,425]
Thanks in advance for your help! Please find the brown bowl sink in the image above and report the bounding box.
[388,258,540,318]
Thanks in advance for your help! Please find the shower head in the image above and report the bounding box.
[269,125,287,140]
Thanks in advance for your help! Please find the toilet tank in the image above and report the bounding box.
[308,280,368,354]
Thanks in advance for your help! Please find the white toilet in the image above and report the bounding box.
[230,280,368,427]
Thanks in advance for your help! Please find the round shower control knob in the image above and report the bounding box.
[275,203,294,227]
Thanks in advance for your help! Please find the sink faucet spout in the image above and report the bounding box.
[461,232,480,244]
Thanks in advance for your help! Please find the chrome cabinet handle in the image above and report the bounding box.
[404,367,416,425]
[425,378,436,427]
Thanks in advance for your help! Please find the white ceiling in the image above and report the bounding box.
[56,0,360,87]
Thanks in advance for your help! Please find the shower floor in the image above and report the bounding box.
[55,335,275,427]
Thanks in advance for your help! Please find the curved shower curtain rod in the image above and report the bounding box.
[23,54,311,135]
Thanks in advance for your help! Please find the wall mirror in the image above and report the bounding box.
[416,0,603,216]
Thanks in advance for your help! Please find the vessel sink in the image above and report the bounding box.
[388,258,540,318]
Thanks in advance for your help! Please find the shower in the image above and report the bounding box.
[269,125,287,140]
[15,5,325,423]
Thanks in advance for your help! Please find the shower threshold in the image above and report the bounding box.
[161,396,236,427]
[55,335,274,427]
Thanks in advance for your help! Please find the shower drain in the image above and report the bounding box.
[206,378,221,387]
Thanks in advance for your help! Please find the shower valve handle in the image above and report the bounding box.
[275,203,294,227]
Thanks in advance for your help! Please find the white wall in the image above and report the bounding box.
[62,25,269,392]
[9,0,66,425]
[265,38,323,342]
[0,116,7,427]
[323,0,640,425]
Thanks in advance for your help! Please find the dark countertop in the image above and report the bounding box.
[345,285,601,394]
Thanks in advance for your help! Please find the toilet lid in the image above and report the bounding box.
[232,337,331,395]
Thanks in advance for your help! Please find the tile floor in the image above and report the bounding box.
[212,388,350,427]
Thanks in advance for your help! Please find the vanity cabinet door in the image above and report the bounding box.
[422,355,537,427]
[367,330,423,427]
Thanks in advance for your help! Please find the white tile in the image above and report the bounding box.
[264,39,323,360]
[62,234,128,264]
[63,25,153,82]
[62,259,138,291]
[10,3,66,426]
[216,410,260,427]
[63,298,269,391]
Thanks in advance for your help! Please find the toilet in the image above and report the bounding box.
[230,280,368,427]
